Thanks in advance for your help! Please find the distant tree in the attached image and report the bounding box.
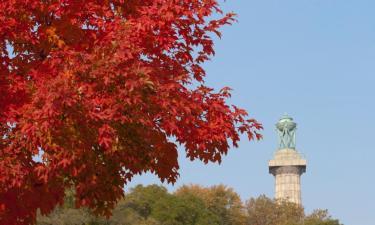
[175,184,246,225]
[118,185,170,219]
[38,185,222,225]
[151,192,220,225]
[37,186,163,225]
[245,195,304,225]
[37,189,109,225]
[37,185,343,225]
[304,209,342,225]
[111,185,218,225]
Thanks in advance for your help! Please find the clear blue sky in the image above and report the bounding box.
[129,1,375,225]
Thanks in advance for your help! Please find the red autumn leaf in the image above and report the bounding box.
[0,0,262,224]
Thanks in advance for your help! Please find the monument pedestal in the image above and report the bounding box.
[269,148,306,205]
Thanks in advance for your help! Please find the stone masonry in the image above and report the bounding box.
[269,148,306,205]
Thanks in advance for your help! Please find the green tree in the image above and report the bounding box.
[37,185,343,225]
[176,184,246,225]
[151,193,219,225]
[119,185,170,219]
[118,185,218,225]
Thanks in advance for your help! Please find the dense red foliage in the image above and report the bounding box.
[0,0,262,224]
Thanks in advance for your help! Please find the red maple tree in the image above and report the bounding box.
[0,0,262,224]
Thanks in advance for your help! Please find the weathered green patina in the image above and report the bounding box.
[276,114,297,150]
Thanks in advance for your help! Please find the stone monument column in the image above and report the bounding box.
[269,114,306,205]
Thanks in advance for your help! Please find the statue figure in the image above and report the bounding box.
[276,114,296,150]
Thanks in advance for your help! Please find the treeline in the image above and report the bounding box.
[37,184,342,225]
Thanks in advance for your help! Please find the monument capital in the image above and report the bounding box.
[276,113,297,150]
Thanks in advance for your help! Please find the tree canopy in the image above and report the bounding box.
[0,1,262,223]
[176,184,246,225]
[37,185,343,225]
